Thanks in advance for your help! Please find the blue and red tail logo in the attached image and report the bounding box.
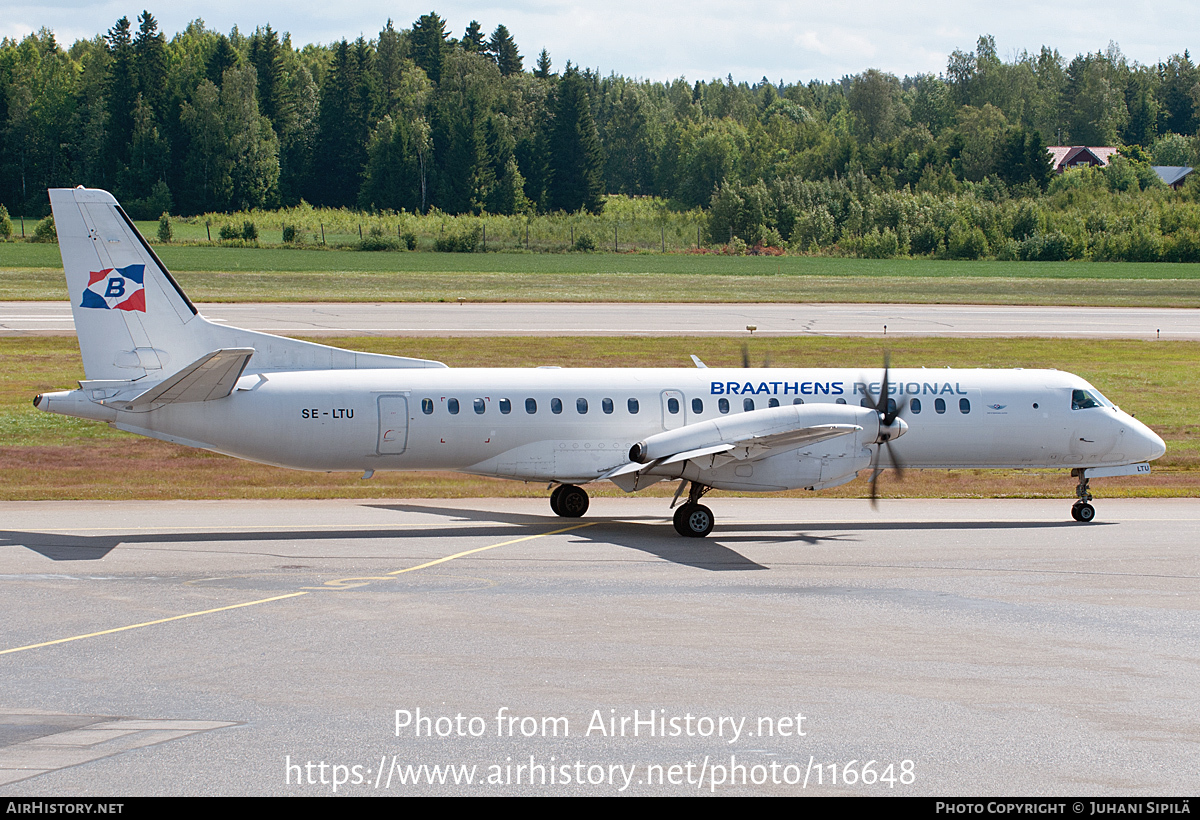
[80,265,146,311]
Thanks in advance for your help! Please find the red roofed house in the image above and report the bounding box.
[1047,146,1119,173]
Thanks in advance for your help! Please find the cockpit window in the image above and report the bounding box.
[1072,389,1107,410]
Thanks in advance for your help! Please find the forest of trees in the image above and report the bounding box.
[3,16,1200,260]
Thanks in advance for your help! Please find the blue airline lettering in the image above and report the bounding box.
[712,381,844,396]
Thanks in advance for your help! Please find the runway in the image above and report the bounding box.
[2,497,1198,795]
[2,301,1197,338]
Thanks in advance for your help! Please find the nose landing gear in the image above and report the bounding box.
[1070,469,1096,522]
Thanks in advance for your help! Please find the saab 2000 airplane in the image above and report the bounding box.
[34,187,1166,537]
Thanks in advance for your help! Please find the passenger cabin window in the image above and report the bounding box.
[934,398,946,414]
[499,399,511,414]
[422,398,434,415]
[577,398,588,414]
[628,398,639,414]
[718,398,729,414]
[602,398,614,414]
[959,398,971,414]
[910,398,922,414]
[525,398,537,414]
[743,398,755,411]
[447,398,460,415]
[551,398,563,414]
[474,398,486,414]
[692,398,703,414]
[793,398,804,405]
[768,398,780,408]
[835,398,846,405]
[667,397,680,414]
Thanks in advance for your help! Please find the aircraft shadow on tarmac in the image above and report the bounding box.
[368,502,1100,571]
[2,506,1101,569]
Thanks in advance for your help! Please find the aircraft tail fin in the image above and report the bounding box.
[50,187,446,381]
[51,187,202,381]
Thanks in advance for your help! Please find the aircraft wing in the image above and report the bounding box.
[603,404,875,480]
[121,348,255,410]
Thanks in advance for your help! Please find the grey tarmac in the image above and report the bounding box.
[2,301,1198,338]
[1,497,1197,795]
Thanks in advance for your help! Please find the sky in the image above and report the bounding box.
[2,0,1197,84]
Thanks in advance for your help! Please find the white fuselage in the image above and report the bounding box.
[59,365,1162,493]
[39,186,1167,534]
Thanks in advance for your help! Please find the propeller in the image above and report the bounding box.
[865,353,908,507]
[741,344,772,369]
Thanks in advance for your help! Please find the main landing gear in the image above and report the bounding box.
[549,481,716,537]
[549,483,589,518]
[1070,469,1096,523]
[672,482,715,538]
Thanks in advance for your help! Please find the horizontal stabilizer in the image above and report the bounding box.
[123,348,254,410]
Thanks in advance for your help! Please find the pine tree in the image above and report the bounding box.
[1159,52,1197,137]
[545,65,604,213]
[488,25,522,76]
[249,25,284,133]
[410,13,448,84]
[133,12,167,120]
[461,21,485,54]
[534,49,553,79]
[311,40,371,206]
[374,19,404,115]
[104,17,138,187]
[206,34,239,87]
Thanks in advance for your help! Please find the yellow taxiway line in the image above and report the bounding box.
[1,522,595,656]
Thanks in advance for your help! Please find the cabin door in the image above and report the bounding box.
[377,395,409,454]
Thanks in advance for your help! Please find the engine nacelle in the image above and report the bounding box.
[680,422,875,491]
[630,403,883,464]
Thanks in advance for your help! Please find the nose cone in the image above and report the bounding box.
[1128,416,1166,462]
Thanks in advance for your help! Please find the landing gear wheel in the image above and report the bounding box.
[673,503,714,538]
[549,484,564,516]
[1072,502,1096,523]
[555,484,589,518]
[1070,469,1095,523]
